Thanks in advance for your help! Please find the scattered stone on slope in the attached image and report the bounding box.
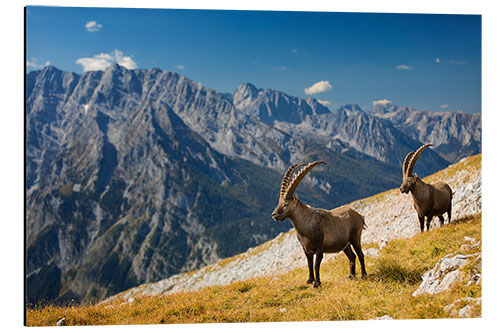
[364,248,380,257]
[412,251,481,297]
[56,317,66,326]
[375,315,394,320]
[443,297,482,318]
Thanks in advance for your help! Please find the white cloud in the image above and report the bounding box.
[85,21,103,32]
[317,99,331,106]
[435,57,441,63]
[175,65,185,70]
[304,80,332,95]
[26,58,51,69]
[440,104,449,109]
[274,65,287,71]
[292,48,298,53]
[76,50,137,72]
[372,99,392,107]
[396,64,412,70]
[26,60,38,68]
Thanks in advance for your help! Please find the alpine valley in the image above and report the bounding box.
[25,65,480,304]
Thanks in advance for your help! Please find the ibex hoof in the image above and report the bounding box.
[306,279,314,284]
[313,281,321,288]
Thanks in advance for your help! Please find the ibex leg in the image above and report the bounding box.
[343,245,356,278]
[426,216,432,231]
[351,241,367,277]
[314,251,323,288]
[438,215,445,227]
[305,251,314,285]
[419,216,425,232]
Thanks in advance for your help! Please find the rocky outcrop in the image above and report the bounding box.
[412,253,480,296]
[443,297,482,318]
[412,236,481,297]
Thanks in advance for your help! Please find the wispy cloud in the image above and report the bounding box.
[76,50,137,72]
[292,48,298,53]
[85,21,103,32]
[440,104,449,109]
[304,80,332,95]
[317,99,331,106]
[396,64,412,70]
[435,58,467,65]
[372,99,392,107]
[273,65,287,71]
[175,65,185,70]
[449,60,467,65]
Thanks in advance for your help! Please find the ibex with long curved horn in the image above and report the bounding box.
[400,144,453,232]
[272,161,367,287]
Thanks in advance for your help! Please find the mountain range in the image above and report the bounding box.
[25,64,480,304]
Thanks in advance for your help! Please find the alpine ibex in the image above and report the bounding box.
[271,161,367,288]
[400,144,453,232]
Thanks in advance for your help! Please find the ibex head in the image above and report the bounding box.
[272,161,326,221]
[400,144,433,193]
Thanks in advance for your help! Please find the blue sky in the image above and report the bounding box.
[26,6,481,113]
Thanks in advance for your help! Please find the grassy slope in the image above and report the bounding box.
[26,213,481,325]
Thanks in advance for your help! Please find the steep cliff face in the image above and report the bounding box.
[26,65,408,304]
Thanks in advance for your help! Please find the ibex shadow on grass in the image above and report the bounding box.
[400,144,453,232]
[272,161,367,288]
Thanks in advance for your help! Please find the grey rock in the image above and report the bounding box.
[364,248,380,257]
[56,317,66,326]
[443,297,481,318]
[412,253,479,296]
[375,315,394,320]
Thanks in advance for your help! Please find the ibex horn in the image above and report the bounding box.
[406,144,433,177]
[280,163,305,199]
[284,161,326,200]
[402,152,415,177]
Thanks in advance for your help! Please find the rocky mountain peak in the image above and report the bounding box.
[372,102,415,115]
[337,103,365,115]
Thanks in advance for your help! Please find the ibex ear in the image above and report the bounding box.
[293,194,299,202]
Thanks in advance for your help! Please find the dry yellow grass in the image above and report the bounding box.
[27,213,481,326]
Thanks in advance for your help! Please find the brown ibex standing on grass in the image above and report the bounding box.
[271,161,367,288]
[400,144,453,232]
